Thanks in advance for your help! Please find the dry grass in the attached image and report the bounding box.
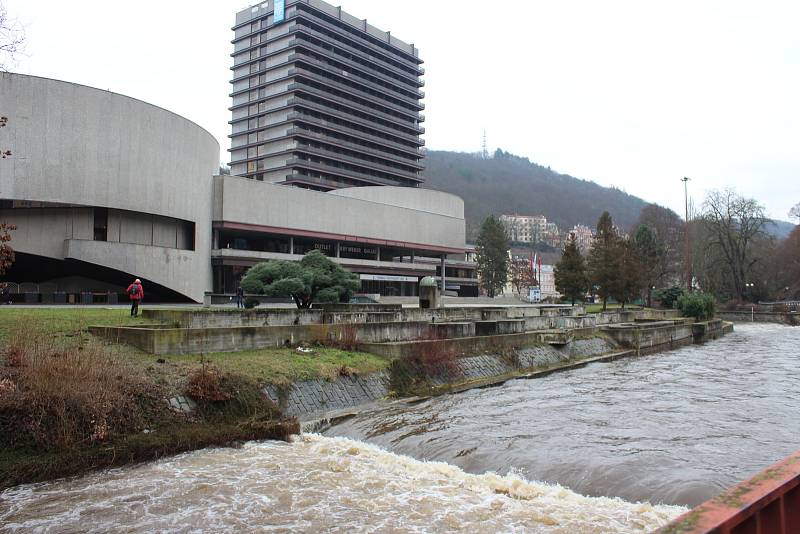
[0,322,154,450]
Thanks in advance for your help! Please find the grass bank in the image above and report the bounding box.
[0,308,388,489]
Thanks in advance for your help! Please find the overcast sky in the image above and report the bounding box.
[4,0,799,221]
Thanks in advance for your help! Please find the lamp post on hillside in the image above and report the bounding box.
[682,177,692,292]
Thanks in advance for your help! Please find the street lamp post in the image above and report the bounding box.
[681,177,692,292]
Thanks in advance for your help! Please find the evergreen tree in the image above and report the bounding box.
[240,250,360,309]
[632,224,664,306]
[554,233,588,305]
[475,215,510,298]
[613,238,645,309]
[587,212,622,310]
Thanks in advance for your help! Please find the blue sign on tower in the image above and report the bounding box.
[274,0,285,23]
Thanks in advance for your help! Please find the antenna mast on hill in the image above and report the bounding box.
[482,129,488,159]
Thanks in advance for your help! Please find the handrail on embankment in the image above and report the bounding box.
[657,449,800,533]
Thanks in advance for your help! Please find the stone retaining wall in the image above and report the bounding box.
[266,337,617,419]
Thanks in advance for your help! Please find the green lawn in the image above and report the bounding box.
[0,308,389,385]
[165,347,389,385]
[0,308,141,342]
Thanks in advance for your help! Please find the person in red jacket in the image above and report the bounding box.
[126,278,144,317]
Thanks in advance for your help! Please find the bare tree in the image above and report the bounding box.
[0,221,15,275]
[700,189,770,301]
[0,3,24,71]
[509,257,536,296]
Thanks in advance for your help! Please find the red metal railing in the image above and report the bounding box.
[657,449,800,534]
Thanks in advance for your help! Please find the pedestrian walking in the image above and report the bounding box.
[127,278,144,317]
[236,285,245,309]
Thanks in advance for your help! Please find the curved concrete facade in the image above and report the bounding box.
[0,73,219,301]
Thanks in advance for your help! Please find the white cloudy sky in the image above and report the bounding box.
[4,0,799,220]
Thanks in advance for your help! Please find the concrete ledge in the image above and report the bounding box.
[89,320,483,355]
[718,310,799,325]
[358,330,573,359]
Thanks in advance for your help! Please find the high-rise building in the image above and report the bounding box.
[228,0,426,190]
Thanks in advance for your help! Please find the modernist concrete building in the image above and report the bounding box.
[218,0,477,297]
[229,0,425,189]
[0,73,219,302]
[0,72,476,302]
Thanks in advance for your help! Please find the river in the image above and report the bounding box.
[2,323,798,532]
[325,323,800,507]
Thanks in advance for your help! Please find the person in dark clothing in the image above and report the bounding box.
[126,278,144,317]
[0,283,11,305]
[236,285,245,309]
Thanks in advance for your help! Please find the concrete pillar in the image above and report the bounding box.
[212,230,220,250]
[440,255,446,298]
[411,250,415,263]
[335,242,340,258]
[289,237,294,255]
[377,246,381,262]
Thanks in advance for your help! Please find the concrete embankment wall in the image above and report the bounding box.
[264,338,617,420]
[90,321,476,355]
[717,311,799,326]
[601,321,695,355]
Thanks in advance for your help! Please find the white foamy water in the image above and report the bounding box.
[0,434,685,533]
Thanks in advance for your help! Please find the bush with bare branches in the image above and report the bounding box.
[0,324,149,449]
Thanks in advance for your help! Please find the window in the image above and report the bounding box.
[248,133,257,144]
[247,161,257,173]
[93,207,108,241]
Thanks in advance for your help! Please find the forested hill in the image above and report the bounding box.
[422,149,649,241]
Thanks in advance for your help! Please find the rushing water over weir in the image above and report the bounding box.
[2,324,799,532]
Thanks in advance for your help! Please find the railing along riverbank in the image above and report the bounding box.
[658,449,800,534]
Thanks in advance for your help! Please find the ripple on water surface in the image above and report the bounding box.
[0,435,685,533]
[324,323,800,507]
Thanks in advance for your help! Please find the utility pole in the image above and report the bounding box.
[682,177,692,292]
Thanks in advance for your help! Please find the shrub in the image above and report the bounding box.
[186,362,233,402]
[0,324,149,449]
[389,330,462,396]
[653,286,686,309]
[244,298,259,309]
[677,292,716,320]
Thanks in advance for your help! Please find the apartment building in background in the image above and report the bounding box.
[499,214,561,247]
[228,0,425,190]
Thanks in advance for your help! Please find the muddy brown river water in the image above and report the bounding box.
[2,323,798,532]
